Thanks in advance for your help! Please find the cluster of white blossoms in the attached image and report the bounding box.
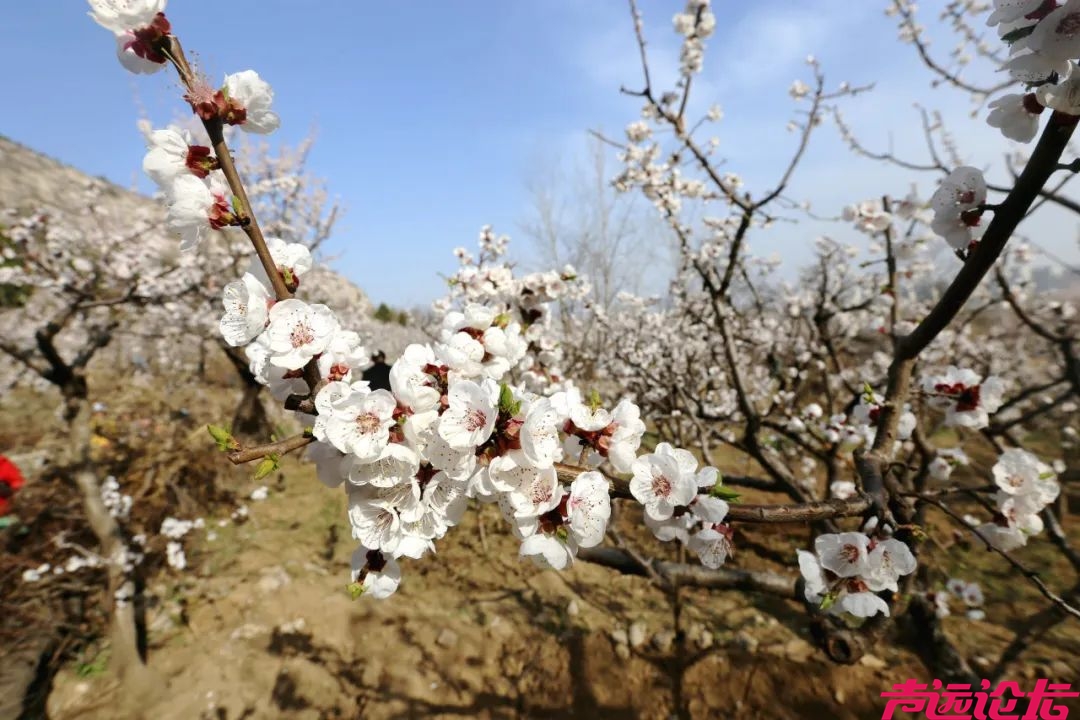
[205,221,746,597]
[101,475,133,521]
[920,366,1006,429]
[798,532,917,618]
[143,102,277,251]
[439,227,588,395]
[89,0,280,139]
[631,443,736,568]
[928,166,988,252]
[104,5,279,253]
[22,553,106,583]
[672,0,717,76]
[309,351,642,591]
[842,200,894,234]
[987,0,1080,136]
[924,2,1080,247]
[160,516,202,570]
[25,479,151,583]
[977,448,1060,551]
[786,394,916,456]
[934,578,986,621]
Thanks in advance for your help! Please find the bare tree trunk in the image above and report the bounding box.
[0,635,54,720]
[218,339,271,441]
[233,381,269,440]
[66,401,163,709]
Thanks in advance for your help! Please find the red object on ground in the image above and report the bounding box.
[0,455,25,516]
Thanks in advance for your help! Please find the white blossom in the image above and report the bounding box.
[350,547,401,599]
[265,299,338,370]
[630,444,698,521]
[323,388,397,461]
[520,533,576,570]
[922,366,1005,429]
[815,532,871,578]
[1027,1,1080,62]
[87,0,165,33]
[688,527,733,568]
[566,471,611,548]
[165,174,233,251]
[607,399,646,474]
[987,93,1044,142]
[223,70,281,134]
[438,379,498,450]
[143,125,196,189]
[928,167,987,250]
[219,273,271,346]
[1036,63,1080,114]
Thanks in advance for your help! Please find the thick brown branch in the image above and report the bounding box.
[900,116,1077,360]
[726,496,871,524]
[578,546,795,597]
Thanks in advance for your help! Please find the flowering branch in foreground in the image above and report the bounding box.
[77,0,1078,679]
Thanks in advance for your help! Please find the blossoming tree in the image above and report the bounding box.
[58,0,1080,696]
[583,0,1080,677]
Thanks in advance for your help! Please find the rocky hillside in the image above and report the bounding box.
[0,134,374,319]
[0,135,138,211]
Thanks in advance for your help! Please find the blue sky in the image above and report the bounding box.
[2,2,1075,307]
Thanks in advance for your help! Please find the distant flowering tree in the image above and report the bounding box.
[583,0,1080,678]
[59,0,1080,694]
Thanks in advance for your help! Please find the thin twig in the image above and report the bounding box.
[916,493,1080,621]
[227,433,314,464]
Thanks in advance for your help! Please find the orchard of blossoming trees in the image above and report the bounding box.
[3,0,1080,711]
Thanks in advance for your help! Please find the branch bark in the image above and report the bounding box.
[577,546,796,597]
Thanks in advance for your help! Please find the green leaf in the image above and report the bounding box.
[498,383,521,416]
[819,592,837,611]
[498,383,514,411]
[207,424,238,451]
[1001,24,1036,45]
[709,483,741,502]
[901,524,928,542]
[862,381,875,403]
[347,581,365,600]
[253,454,280,481]
[281,267,296,289]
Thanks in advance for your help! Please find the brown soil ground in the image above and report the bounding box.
[2,365,1077,720]
[40,456,1080,720]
